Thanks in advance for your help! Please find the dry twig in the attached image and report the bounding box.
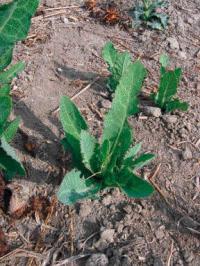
[51,77,100,115]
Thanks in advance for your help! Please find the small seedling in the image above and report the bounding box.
[130,0,169,30]
[0,0,39,180]
[57,48,155,205]
[151,54,189,112]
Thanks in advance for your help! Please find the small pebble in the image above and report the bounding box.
[182,146,193,160]
[167,37,180,50]
[142,106,162,118]
[86,253,109,266]
[101,99,112,109]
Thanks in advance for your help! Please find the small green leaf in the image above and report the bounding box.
[159,54,170,68]
[0,61,25,84]
[0,45,13,71]
[119,169,154,198]
[155,68,182,109]
[0,136,25,180]
[60,96,88,165]
[3,117,20,142]
[57,169,100,205]
[0,96,12,127]
[166,99,189,112]
[131,153,155,169]
[80,130,97,172]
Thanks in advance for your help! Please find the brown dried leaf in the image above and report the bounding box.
[85,0,96,10]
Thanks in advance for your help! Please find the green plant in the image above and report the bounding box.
[151,54,189,112]
[130,0,168,30]
[0,0,39,180]
[57,54,155,205]
[102,42,132,93]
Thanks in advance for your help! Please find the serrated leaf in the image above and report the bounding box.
[166,99,189,112]
[101,61,146,170]
[0,136,25,180]
[160,54,169,68]
[0,84,11,96]
[0,61,25,84]
[102,42,132,92]
[131,153,155,169]
[60,96,88,165]
[118,169,154,198]
[147,20,163,30]
[3,117,20,142]
[154,68,182,109]
[0,45,13,71]
[102,122,133,173]
[0,96,12,127]
[0,0,39,45]
[80,130,97,172]
[57,169,100,205]
[124,142,142,160]
[153,13,169,28]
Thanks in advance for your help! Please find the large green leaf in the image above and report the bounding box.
[0,45,13,71]
[166,99,189,112]
[0,61,25,84]
[80,130,97,172]
[0,84,11,96]
[101,61,146,170]
[0,0,39,45]
[102,42,132,92]
[0,136,25,180]
[57,169,100,205]
[118,169,154,198]
[3,116,20,142]
[60,96,88,165]
[154,68,182,109]
[0,96,12,127]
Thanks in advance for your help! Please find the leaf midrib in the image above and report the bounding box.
[0,2,17,37]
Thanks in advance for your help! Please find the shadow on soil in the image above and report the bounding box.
[12,65,106,184]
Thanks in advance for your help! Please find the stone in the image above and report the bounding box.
[100,99,112,109]
[163,115,178,124]
[177,15,185,34]
[178,51,187,59]
[86,253,109,266]
[45,0,56,7]
[183,250,194,263]
[142,106,162,118]
[155,226,165,239]
[102,195,112,206]
[100,229,115,243]
[167,37,180,50]
[7,181,35,218]
[79,203,92,218]
[186,17,193,25]
[182,146,193,160]
[60,16,69,24]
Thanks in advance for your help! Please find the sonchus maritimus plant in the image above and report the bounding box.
[57,44,155,205]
